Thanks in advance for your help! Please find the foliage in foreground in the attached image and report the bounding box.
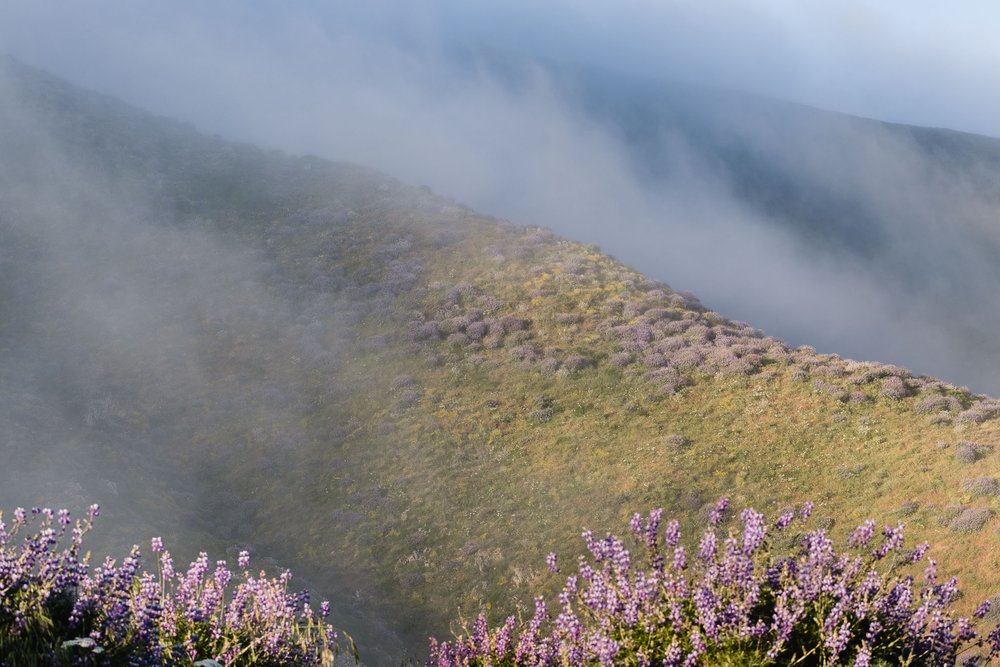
[430,500,1000,666]
[0,505,348,666]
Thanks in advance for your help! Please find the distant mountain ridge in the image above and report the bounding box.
[2,57,1000,664]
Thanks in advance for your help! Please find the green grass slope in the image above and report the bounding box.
[2,57,1000,661]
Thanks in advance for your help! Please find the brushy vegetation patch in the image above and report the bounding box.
[431,501,1000,666]
[0,505,348,666]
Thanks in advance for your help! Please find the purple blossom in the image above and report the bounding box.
[547,552,560,573]
[849,519,876,548]
[709,497,729,527]
[0,506,344,665]
[774,511,795,531]
[430,501,995,666]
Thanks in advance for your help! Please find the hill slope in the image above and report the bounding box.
[465,55,1000,395]
[2,58,1000,663]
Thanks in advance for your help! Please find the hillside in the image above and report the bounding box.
[3,57,1000,663]
[485,58,1000,396]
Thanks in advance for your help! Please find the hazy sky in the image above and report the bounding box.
[4,1,1000,137]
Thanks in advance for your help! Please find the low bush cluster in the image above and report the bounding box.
[430,501,1000,666]
[0,506,346,666]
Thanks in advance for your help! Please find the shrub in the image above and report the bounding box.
[483,333,504,350]
[608,352,632,368]
[397,388,421,409]
[915,395,962,414]
[430,501,1000,666]
[643,352,668,369]
[619,340,649,354]
[711,351,756,378]
[477,295,504,313]
[408,320,441,342]
[508,344,539,362]
[653,337,686,354]
[499,315,530,334]
[949,507,995,533]
[465,321,488,341]
[956,441,994,464]
[963,478,1000,497]
[790,366,809,382]
[663,434,689,448]
[850,363,913,385]
[849,390,870,404]
[940,504,965,524]
[957,401,1000,424]
[438,317,468,335]
[929,412,953,426]
[538,357,561,374]
[553,313,582,325]
[528,408,553,424]
[644,308,672,322]
[447,332,470,347]
[880,376,911,400]
[561,355,590,372]
[670,347,704,371]
[685,324,714,343]
[445,283,477,305]
[617,324,654,344]
[0,506,347,666]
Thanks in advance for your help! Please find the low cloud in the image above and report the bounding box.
[3,3,1000,396]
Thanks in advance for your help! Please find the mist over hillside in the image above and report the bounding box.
[0,59,414,661]
[5,3,1000,393]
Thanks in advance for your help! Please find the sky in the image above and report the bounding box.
[3,1,1000,393]
[5,1,1000,137]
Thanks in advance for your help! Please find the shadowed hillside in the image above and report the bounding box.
[3,57,1000,664]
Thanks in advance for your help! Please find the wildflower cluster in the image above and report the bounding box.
[0,505,348,666]
[430,501,1000,666]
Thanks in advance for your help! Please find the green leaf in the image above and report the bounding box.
[62,637,103,652]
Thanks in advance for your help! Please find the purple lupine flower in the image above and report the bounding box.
[645,508,663,548]
[873,522,905,559]
[709,497,729,527]
[238,550,250,570]
[427,502,995,666]
[150,537,163,554]
[740,508,767,554]
[849,519,876,548]
[629,513,643,541]
[547,552,560,573]
[775,511,795,531]
[671,547,687,572]
[854,643,872,667]
[664,520,681,548]
[698,529,717,563]
[908,541,930,563]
